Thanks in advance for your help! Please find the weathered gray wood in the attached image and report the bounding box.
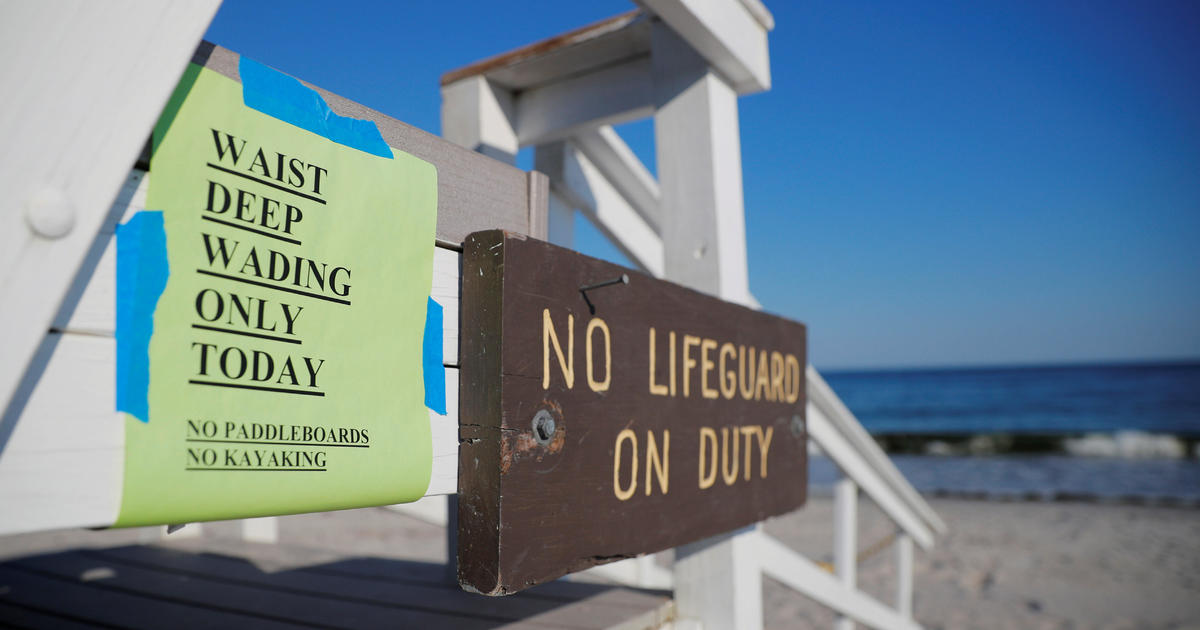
[194,42,545,245]
[527,171,551,240]
[440,11,650,91]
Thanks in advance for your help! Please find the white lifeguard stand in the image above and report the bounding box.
[441,2,945,628]
[0,2,944,628]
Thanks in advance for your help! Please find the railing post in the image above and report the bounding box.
[895,532,914,619]
[833,471,858,630]
[674,525,762,630]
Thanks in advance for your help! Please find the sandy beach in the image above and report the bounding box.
[762,497,1200,630]
[1,496,1196,628]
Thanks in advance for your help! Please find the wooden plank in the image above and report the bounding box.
[833,474,858,630]
[0,0,220,464]
[0,564,297,630]
[13,551,498,630]
[441,75,519,163]
[440,11,648,91]
[0,601,100,630]
[896,532,914,619]
[0,331,461,535]
[550,141,664,276]
[571,126,662,234]
[515,57,654,147]
[95,545,643,627]
[652,22,751,304]
[674,526,762,630]
[458,231,807,595]
[636,0,773,93]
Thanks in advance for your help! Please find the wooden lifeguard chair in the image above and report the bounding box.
[0,2,943,628]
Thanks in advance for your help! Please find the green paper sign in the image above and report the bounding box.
[115,64,437,526]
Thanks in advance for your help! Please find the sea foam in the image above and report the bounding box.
[1062,431,1186,459]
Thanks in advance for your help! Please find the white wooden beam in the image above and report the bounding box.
[0,0,220,440]
[895,533,915,620]
[571,126,662,233]
[539,142,664,276]
[515,57,654,147]
[834,473,859,630]
[652,23,751,304]
[441,75,519,163]
[636,0,772,93]
[759,534,923,630]
[546,190,577,248]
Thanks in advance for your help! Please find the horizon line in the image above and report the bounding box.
[818,356,1200,375]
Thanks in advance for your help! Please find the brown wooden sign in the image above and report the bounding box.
[457,230,808,595]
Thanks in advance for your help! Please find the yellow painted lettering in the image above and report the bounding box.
[586,317,611,392]
[719,342,736,399]
[645,430,670,496]
[721,427,740,485]
[757,426,775,478]
[739,345,756,400]
[682,335,700,398]
[698,427,718,489]
[740,426,757,481]
[754,349,770,401]
[784,353,801,403]
[770,351,784,402]
[649,328,669,396]
[613,429,638,501]
[542,309,574,389]
[700,338,719,399]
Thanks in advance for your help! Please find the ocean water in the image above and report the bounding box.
[823,362,1200,436]
[818,362,1200,501]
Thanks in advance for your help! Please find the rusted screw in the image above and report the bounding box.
[532,410,556,445]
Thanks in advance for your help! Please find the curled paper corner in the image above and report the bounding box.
[238,56,393,159]
[422,297,446,415]
[115,211,169,422]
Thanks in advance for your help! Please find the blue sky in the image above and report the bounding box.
[205,1,1200,370]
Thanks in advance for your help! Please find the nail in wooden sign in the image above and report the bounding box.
[457,230,808,595]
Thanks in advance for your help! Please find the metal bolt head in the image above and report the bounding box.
[532,410,556,445]
[790,414,805,438]
[24,187,75,239]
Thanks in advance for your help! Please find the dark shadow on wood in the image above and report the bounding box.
[0,544,671,629]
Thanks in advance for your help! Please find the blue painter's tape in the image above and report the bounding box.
[238,56,393,159]
[422,297,447,415]
[115,211,169,423]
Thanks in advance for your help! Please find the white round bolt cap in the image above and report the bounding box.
[25,187,75,239]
